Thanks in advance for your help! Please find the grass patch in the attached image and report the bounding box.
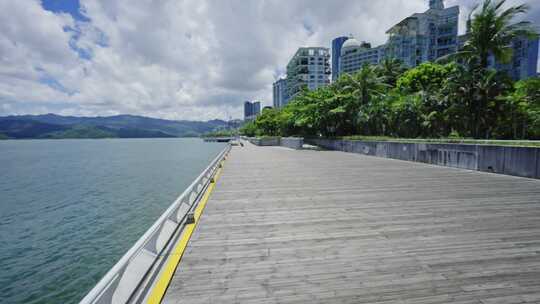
[335,135,540,147]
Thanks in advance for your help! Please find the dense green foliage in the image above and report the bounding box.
[502,78,540,139]
[202,129,238,138]
[43,125,116,139]
[242,0,539,140]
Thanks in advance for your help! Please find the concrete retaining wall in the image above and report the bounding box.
[307,138,540,179]
[280,137,304,150]
[248,137,280,146]
[248,137,304,149]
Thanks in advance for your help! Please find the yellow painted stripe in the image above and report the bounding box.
[146,160,225,304]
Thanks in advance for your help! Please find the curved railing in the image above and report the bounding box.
[79,144,231,304]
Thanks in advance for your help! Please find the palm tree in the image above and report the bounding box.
[336,65,389,135]
[460,0,537,69]
[376,58,406,87]
[441,0,537,138]
[340,64,388,105]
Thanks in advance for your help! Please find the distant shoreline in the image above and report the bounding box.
[0,113,241,140]
[0,136,205,141]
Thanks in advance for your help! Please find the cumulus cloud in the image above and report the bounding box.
[0,0,538,120]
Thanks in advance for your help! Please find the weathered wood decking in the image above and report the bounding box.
[163,143,540,304]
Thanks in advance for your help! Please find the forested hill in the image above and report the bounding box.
[0,114,235,139]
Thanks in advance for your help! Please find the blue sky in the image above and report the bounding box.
[0,0,539,120]
[41,0,88,21]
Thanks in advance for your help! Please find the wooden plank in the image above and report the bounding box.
[162,143,540,304]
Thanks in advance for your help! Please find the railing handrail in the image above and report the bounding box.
[79,144,231,304]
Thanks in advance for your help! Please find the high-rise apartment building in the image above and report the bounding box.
[334,0,458,77]
[272,78,288,109]
[492,35,539,81]
[253,102,261,117]
[244,101,252,121]
[286,47,331,99]
[244,101,261,121]
[385,0,459,67]
[332,36,349,81]
[458,21,539,80]
[330,0,538,82]
[339,39,387,76]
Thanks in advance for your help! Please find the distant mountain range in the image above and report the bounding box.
[0,114,239,139]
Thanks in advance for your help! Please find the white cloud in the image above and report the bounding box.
[0,0,539,120]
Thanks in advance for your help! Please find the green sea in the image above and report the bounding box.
[0,138,225,303]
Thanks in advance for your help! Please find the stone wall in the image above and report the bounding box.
[246,137,305,149]
[307,139,540,179]
[247,137,304,149]
[248,137,280,146]
[280,137,304,150]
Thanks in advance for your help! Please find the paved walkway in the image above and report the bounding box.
[163,143,540,304]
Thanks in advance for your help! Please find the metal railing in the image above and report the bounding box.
[79,144,231,304]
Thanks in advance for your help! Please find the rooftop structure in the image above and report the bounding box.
[429,0,444,10]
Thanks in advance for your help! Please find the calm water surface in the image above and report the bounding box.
[0,138,225,304]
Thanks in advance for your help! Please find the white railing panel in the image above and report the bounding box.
[79,144,230,304]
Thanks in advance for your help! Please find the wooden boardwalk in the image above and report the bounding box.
[162,143,540,304]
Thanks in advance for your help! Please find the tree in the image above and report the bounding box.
[241,1,538,141]
[376,58,406,87]
[287,86,358,137]
[474,69,514,138]
[440,62,514,138]
[441,63,476,137]
[396,63,457,137]
[357,93,392,136]
[240,121,257,137]
[458,0,537,69]
[387,92,424,138]
[336,65,389,135]
[339,65,387,106]
[397,62,456,93]
[502,78,540,138]
[252,108,282,136]
[439,0,538,138]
